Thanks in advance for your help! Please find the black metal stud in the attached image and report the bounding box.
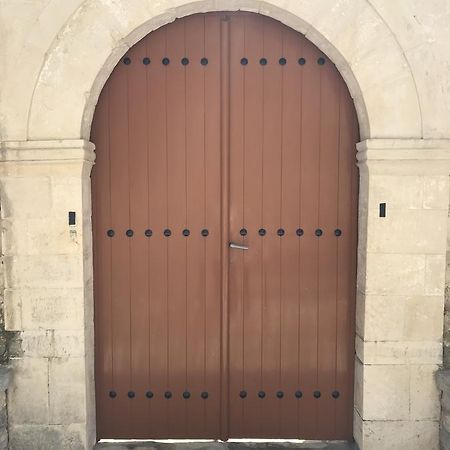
[107,229,115,237]
[279,57,287,65]
[332,391,340,399]
[145,229,153,237]
[201,57,208,66]
[298,57,306,65]
[182,229,190,237]
[181,57,189,66]
[109,390,117,398]
[334,229,342,237]
[183,391,191,399]
[276,391,284,399]
[123,57,131,65]
[128,391,135,399]
[258,228,266,236]
[240,228,247,236]
[277,228,285,237]
[318,57,326,65]
[241,57,248,66]
[146,391,154,399]
[162,57,170,65]
[295,390,303,399]
[296,228,304,237]
[201,229,209,237]
[240,390,247,399]
[260,58,267,66]
[315,229,323,237]
[258,391,266,399]
[164,391,172,399]
[143,57,151,65]
[314,390,321,399]
[164,229,171,237]
[201,391,209,399]
[126,229,134,237]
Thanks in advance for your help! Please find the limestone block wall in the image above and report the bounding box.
[0,2,449,450]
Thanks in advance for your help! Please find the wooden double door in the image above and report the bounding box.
[91,11,359,442]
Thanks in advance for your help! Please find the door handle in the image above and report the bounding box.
[229,242,249,251]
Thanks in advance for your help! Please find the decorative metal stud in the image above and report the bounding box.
[240,57,248,66]
[239,390,247,399]
[145,229,153,237]
[181,57,189,66]
[162,57,170,65]
[258,391,266,399]
[109,390,117,398]
[240,228,247,236]
[260,58,267,66]
[182,229,190,237]
[298,57,306,65]
[258,228,266,236]
[164,391,172,399]
[146,391,154,399]
[295,390,303,399]
[296,228,304,237]
[123,57,131,65]
[107,229,115,237]
[164,229,171,237]
[279,57,287,65]
[277,228,285,237]
[201,229,209,237]
[315,229,323,237]
[183,391,191,399]
[317,57,326,65]
[201,391,209,399]
[313,390,321,398]
[332,391,340,399]
[126,229,134,237]
[201,57,208,66]
[334,229,342,237]
[143,57,151,65]
[128,391,135,399]
[276,391,284,399]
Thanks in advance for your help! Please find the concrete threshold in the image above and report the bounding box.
[94,440,358,450]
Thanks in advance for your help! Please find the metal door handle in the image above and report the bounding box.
[229,242,249,251]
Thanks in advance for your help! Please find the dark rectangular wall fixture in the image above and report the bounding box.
[379,203,386,217]
[68,211,76,225]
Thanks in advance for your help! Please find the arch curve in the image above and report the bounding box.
[27,0,422,141]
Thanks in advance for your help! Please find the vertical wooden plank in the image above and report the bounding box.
[147,26,169,437]
[279,25,302,438]
[316,56,340,439]
[126,41,151,437]
[165,18,188,437]
[335,77,359,439]
[242,13,264,437]
[108,57,132,437]
[228,12,245,438]
[184,14,207,438]
[91,84,113,439]
[260,15,283,438]
[298,39,321,438]
[217,13,230,440]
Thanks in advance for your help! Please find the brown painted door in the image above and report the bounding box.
[91,11,358,441]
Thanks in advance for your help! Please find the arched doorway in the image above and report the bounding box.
[91,11,359,441]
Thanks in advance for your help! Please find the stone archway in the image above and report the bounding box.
[2,2,449,450]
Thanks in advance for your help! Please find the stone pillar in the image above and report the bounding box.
[354,139,450,450]
[0,140,96,450]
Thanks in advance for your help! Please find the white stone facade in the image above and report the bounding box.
[0,1,450,449]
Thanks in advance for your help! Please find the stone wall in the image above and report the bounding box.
[1,2,450,450]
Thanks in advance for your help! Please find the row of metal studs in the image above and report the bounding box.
[109,389,340,399]
[122,56,326,66]
[106,228,343,237]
